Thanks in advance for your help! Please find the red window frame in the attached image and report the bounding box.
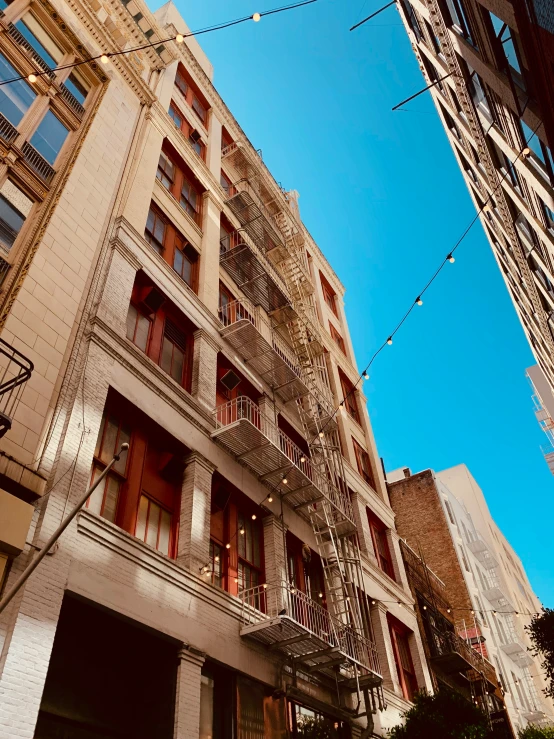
[388,616,418,701]
[169,101,206,161]
[155,142,204,226]
[174,65,209,127]
[209,476,265,599]
[329,322,346,355]
[320,271,338,317]
[339,370,360,424]
[126,272,195,391]
[367,511,395,580]
[220,169,236,197]
[145,202,199,292]
[352,438,376,489]
[88,391,184,558]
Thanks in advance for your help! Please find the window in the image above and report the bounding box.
[400,0,422,41]
[29,110,69,164]
[444,499,456,525]
[489,12,526,90]
[144,203,200,291]
[155,143,203,226]
[353,438,375,488]
[289,702,348,738]
[174,66,209,127]
[180,173,200,221]
[126,303,151,351]
[339,370,360,424]
[0,188,29,252]
[320,272,338,316]
[444,0,475,45]
[126,273,195,390]
[88,393,184,556]
[64,72,88,104]
[238,511,262,592]
[329,322,346,354]
[209,477,265,598]
[168,102,206,160]
[157,151,174,190]
[388,618,418,701]
[135,495,172,555]
[15,14,62,69]
[161,319,188,384]
[89,410,131,523]
[367,511,395,580]
[494,656,508,693]
[467,65,492,120]
[145,205,167,253]
[424,19,442,56]
[520,119,554,176]
[459,545,470,572]
[173,236,198,288]
[443,108,461,140]
[0,53,36,126]
[220,169,235,197]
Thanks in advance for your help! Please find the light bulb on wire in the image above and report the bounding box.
[300,455,306,463]
[363,371,369,380]
[387,337,393,346]
[28,73,37,83]
[416,296,423,306]
[225,543,231,550]
[252,12,261,21]
[447,253,455,263]
[100,54,110,64]
[267,495,273,503]
[175,33,184,43]
[319,431,324,438]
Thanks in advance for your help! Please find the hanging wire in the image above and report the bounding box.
[0,0,319,88]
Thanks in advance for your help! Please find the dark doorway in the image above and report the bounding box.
[34,595,178,739]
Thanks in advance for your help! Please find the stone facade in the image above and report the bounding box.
[0,0,432,737]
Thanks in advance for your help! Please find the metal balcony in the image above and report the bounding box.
[482,570,513,610]
[212,396,354,529]
[6,23,56,80]
[21,141,55,184]
[428,624,497,690]
[467,538,498,570]
[0,113,18,145]
[58,83,85,118]
[219,230,293,317]
[0,338,33,438]
[218,300,308,403]
[225,182,285,262]
[240,582,382,690]
[500,619,533,667]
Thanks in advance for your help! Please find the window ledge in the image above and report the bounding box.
[76,508,246,619]
[153,178,203,239]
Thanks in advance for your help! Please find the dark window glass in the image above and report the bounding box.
[445,0,475,44]
[145,206,166,253]
[542,200,554,231]
[63,72,88,104]
[181,176,199,219]
[192,94,207,125]
[0,53,36,126]
[401,0,422,41]
[521,119,554,173]
[0,195,25,251]
[161,319,187,384]
[126,304,150,351]
[169,103,183,129]
[157,152,174,190]
[29,110,69,164]
[489,12,525,88]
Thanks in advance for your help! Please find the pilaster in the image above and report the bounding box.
[191,329,220,413]
[174,644,206,739]
[262,514,287,614]
[198,191,222,316]
[177,451,216,573]
[370,603,401,695]
[206,113,222,179]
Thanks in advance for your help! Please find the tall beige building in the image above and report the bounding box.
[397,0,554,391]
[0,0,434,737]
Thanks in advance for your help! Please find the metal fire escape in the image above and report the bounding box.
[0,337,33,438]
[215,141,383,706]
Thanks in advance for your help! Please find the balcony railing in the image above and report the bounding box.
[21,141,55,183]
[500,616,533,667]
[0,113,18,145]
[0,337,33,438]
[59,83,85,118]
[481,569,513,610]
[240,582,381,684]
[7,24,55,80]
[467,537,498,570]
[219,230,291,316]
[212,396,354,526]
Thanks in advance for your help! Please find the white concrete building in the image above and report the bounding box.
[0,0,433,737]
[436,464,554,733]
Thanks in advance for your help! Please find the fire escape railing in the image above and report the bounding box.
[0,337,33,437]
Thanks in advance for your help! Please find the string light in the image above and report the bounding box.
[363,371,369,380]
[318,431,324,438]
[300,455,306,463]
[215,555,220,562]
[225,543,231,549]
[387,337,393,345]
[240,527,245,535]
[282,477,288,485]
[318,592,323,598]
[267,495,273,503]
[447,608,451,613]
[263,583,268,589]
[0,0,319,89]
[522,147,530,157]
[251,514,257,520]
[416,296,423,306]
[447,253,455,263]
[371,599,376,605]
[28,73,37,83]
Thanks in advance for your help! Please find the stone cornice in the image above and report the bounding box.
[193,327,222,354]
[184,450,217,475]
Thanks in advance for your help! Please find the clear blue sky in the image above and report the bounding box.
[171,0,553,606]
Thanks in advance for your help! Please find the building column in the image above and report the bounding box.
[258,395,279,445]
[263,515,287,615]
[95,236,142,335]
[388,531,411,593]
[174,644,206,739]
[0,339,113,738]
[206,113,222,179]
[191,329,219,413]
[198,191,223,317]
[177,452,216,574]
[409,623,432,693]
[369,603,401,695]
[351,491,374,560]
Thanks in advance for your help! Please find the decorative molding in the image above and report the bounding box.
[193,327,222,354]
[178,644,206,667]
[111,234,143,271]
[0,82,109,329]
[184,450,217,475]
